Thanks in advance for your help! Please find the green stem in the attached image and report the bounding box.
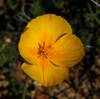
[22,81,28,99]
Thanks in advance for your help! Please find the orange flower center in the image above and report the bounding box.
[38,42,50,58]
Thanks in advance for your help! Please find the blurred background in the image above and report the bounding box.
[0,0,100,99]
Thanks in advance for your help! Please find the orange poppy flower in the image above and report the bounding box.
[18,14,85,86]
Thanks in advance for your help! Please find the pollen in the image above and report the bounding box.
[38,42,49,58]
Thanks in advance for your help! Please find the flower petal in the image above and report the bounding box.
[48,34,85,68]
[18,29,39,64]
[43,61,69,86]
[22,63,44,85]
[21,61,68,86]
[27,14,72,36]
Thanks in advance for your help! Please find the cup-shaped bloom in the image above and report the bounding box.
[18,14,85,86]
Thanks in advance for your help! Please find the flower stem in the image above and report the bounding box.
[22,80,28,99]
